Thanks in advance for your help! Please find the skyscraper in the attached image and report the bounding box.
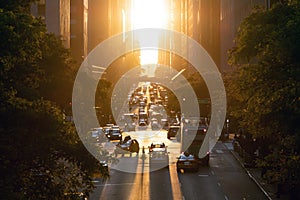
[31,0,71,48]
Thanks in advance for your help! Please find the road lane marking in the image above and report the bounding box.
[217,182,221,187]
[94,183,136,186]
[198,174,209,177]
[224,195,229,200]
[128,153,150,200]
[216,150,224,154]
[169,164,183,200]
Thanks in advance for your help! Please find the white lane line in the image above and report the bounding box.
[94,183,136,186]
[211,170,215,175]
[198,174,209,177]
[217,182,221,187]
[224,195,229,200]
[216,150,224,154]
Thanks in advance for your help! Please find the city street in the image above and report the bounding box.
[89,81,268,200]
[2,1,299,199]
[179,142,268,200]
[90,128,268,200]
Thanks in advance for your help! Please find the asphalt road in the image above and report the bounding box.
[90,82,267,199]
[178,141,268,200]
[89,129,268,200]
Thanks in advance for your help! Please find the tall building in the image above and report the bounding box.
[166,0,265,71]
[86,0,265,71]
[31,0,71,48]
[88,0,109,52]
[220,0,265,71]
[197,0,221,68]
[70,0,88,63]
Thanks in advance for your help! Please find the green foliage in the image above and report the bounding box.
[95,79,113,126]
[0,3,108,199]
[0,0,37,12]
[226,2,300,190]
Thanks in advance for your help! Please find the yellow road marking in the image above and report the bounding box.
[169,164,183,200]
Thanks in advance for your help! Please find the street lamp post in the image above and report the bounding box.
[226,119,229,140]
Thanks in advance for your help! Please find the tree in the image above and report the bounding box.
[0,2,108,199]
[226,1,300,195]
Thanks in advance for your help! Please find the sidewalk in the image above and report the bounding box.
[223,141,290,200]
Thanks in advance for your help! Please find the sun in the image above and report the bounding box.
[131,0,168,30]
[131,0,168,68]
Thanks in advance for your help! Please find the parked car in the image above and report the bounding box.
[176,152,199,172]
[90,127,107,143]
[100,160,109,174]
[115,136,140,154]
[103,126,111,136]
[90,130,99,138]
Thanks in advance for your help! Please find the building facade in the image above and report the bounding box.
[220,0,265,71]
[31,0,266,70]
[70,0,88,63]
[88,0,109,53]
[31,0,71,48]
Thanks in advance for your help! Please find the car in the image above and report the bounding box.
[151,118,160,130]
[176,152,200,172]
[148,142,166,152]
[90,127,107,143]
[124,122,136,131]
[183,117,209,166]
[149,151,169,169]
[107,127,122,141]
[139,101,146,108]
[138,118,147,128]
[90,130,99,138]
[148,142,169,169]
[167,125,180,139]
[139,111,148,124]
[100,160,109,174]
[139,106,145,113]
[161,119,169,130]
[103,126,111,136]
[106,123,115,127]
[115,136,140,154]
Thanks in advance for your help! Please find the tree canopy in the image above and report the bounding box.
[226,0,300,193]
[0,1,107,199]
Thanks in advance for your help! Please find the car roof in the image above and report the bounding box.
[179,152,196,157]
[150,142,165,147]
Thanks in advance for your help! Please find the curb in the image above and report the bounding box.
[223,142,273,200]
